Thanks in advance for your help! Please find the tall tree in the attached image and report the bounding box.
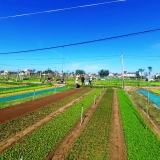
[75,69,85,75]
[98,69,109,77]
[43,69,54,74]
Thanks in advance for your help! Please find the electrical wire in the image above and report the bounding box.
[0,0,126,20]
[1,28,160,55]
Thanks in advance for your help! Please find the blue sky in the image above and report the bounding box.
[0,0,160,75]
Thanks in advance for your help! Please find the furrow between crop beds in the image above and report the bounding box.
[108,89,127,160]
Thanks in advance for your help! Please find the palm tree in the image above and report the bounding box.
[148,66,152,81]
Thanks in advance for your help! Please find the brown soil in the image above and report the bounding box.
[0,88,85,125]
[109,89,127,160]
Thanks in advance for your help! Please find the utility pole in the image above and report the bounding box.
[62,47,65,79]
[39,71,42,82]
[120,54,125,89]
[16,69,19,82]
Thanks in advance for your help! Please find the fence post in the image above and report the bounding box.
[20,155,23,160]
[33,89,35,101]
[80,104,84,126]
[94,94,96,105]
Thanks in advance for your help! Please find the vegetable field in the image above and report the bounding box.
[0,86,160,160]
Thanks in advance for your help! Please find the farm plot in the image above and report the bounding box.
[0,88,92,143]
[118,89,160,160]
[0,89,101,160]
[65,89,113,160]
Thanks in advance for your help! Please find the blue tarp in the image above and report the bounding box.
[138,89,160,108]
[0,86,66,102]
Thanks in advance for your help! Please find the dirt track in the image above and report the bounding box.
[0,88,85,125]
[109,89,127,160]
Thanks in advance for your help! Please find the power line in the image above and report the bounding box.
[0,0,125,20]
[1,28,160,55]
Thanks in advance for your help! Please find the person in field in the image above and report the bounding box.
[75,74,80,88]
[81,74,85,85]
[88,74,92,85]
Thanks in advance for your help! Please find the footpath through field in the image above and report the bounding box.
[0,87,85,125]
[109,89,127,160]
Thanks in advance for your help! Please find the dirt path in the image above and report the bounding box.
[45,90,106,160]
[0,88,85,125]
[0,89,94,154]
[109,89,127,160]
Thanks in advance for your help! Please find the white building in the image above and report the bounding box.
[124,71,136,78]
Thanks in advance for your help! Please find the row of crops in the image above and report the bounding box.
[0,85,70,109]
[66,89,113,159]
[118,90,160,160]
[0,84,54,97]
[0,88,93,142]
[0,89,102,159]
[1,87,160,159]
[0,86,66,103]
